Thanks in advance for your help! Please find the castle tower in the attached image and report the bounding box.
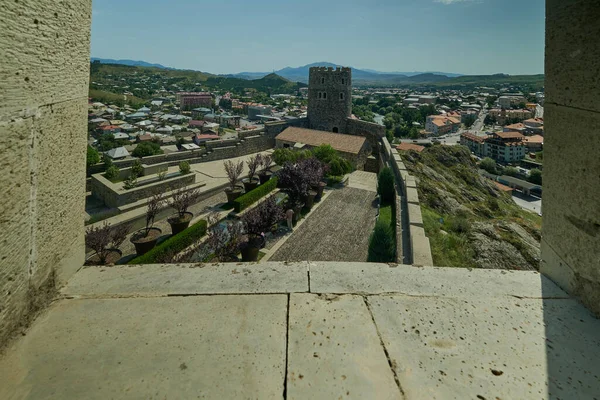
[307,66,352,133]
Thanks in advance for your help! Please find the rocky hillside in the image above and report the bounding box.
[400,145,541,271]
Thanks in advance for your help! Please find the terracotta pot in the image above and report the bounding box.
[242,177,259,192]
[304,190,317,210]
[225,187,243,203]
[130,227,162,256]
[167,212,193,235]
[259,171,273,185]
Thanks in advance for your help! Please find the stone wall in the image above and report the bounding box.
[381,138,433,266]
[0,0,91,345]
[541,0,600,316]
[91,173,196,209]
[264,118,308,138]
[87,133,274,176]
[345,118,385,151]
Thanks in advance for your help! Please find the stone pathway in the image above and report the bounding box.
[269,186,379,262]
[2,263,599,399]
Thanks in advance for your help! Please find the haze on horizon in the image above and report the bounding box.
[91,0,545,76]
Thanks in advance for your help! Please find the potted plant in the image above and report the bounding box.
[258,154,273,184]
[167,186,201,235]
[130,192,164,256]
[204,213,244,262]
[240,196,284,261]
[242,154,261,192]
[224,160,244,203]
[85,222,130,265]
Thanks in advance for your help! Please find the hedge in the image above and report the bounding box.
[367,220,395,263]
[377,167,395,205]
[129,219,208,264]
[379,204,393,229]
[233,177,278,213]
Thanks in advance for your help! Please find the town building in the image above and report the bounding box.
[498,94,526,108]
[488,108,534,125]
[396,143,425,153]
[425,115,461,135]
[460,131,526,163]
[177,92,213,110]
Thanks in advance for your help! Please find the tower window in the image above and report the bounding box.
[340,93,344,100]
[321,77,325,84]
[342,78,345,84]
[323,92,327,99]
[318,92,322,99]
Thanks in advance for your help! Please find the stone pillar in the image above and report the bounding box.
[542,0,600,315]
[0,1,91,344]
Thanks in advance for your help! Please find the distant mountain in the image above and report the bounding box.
[91,58,174,69]
[361,69,463,78]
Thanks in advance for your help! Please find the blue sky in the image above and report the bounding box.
[91,0,545,75]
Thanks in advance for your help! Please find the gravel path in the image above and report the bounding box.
[269,187,379,262]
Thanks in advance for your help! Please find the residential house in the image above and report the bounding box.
[461,131,526,163]
[425,115,461,135]
[104,146,130,160]
[177,92,212,110]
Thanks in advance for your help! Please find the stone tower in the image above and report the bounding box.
[307,66,352,133]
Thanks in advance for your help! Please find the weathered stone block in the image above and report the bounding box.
[410,225,433,266]
[405,186,420,204]
[407,203,424,227]
[541,104,600,316]
[546,0,600,113]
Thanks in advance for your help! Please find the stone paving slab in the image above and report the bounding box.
[0,295,287,400]
[346,170,378,192]
[269,187,378,262]
[367,294,600,400]
[62,263,308,297]
[287,293,402,400]
[309,262,570,299]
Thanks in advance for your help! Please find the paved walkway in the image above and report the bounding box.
[269,185,378,262]
[1,263,599,399]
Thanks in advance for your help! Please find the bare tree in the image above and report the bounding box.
[169,186,201,220]
[224,160,244,191]
[246,154,261,181]
[85,222,130,264]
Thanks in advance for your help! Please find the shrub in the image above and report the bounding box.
[123,174,138,190]
[129,219,208,264]
[241,196,285,235]
[233,177,278,213]
[503,166,519,177]
[131,159,144,177]
[132,141,162,157]
[86,145,100,167]
[272,148,311,165]
[367,220,395,262]
[529,168,542,185]
[105,165,120,180]
[479,157,497,175]
[179,161,191,175]
[377,167,395,205]
[448,217,470,234]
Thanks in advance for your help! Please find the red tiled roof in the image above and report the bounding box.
[396,143,425,152]
[494,131,524,139]
[276,127,367,155]
[461,132,486,143]
[494,182,514,192]
[525,135,544,144]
